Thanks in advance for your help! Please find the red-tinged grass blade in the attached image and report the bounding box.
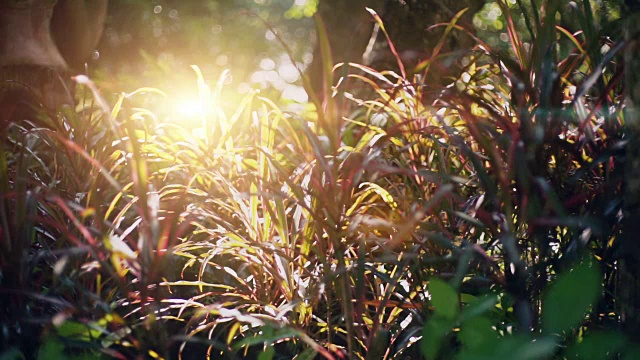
[313,14,340,153]
[123,119,150,223]
[433,7,470,57]
[40,129,124,193]
[580,0,598,56]
[515,0,536,41]
[574,40,625,101]
[535,0,561,70]
[498,0,527,70]
[556,26,586,55]
[314,13,334,97]
[416,21,493,74]
[51,196,97,247]
[348,62,396,87]
[365,7,406,79]
[0,140,12,251]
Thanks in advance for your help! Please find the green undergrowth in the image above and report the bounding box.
[0,1,637,359]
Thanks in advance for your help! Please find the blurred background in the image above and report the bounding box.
[93,0,317,117]
[90,0,622,119]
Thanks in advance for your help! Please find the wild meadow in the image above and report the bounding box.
[1,0,637,359]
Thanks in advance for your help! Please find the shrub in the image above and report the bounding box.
[0,1,635,359]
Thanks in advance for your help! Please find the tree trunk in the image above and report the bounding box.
[308,0,382,93]
[51,0,108,70]
[0,0,71,121]
[310,0,484,92]
[363,0,483,71]
[0,0,108,128]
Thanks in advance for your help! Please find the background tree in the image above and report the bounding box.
[0,2,106,353]
[310,0,485,92]
[93,0,316,118]
[0,0,107,127]
[94,0,487,108]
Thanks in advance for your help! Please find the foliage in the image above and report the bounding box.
[0,0,636,359]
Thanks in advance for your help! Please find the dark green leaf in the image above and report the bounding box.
[514,337,558,360]
[567,331,626,360]
[37,339,66,360]
[459,316,497,352]
[622,344,640,360]
[430,278,459,319]
[457,335,556,360]
[421,316,454,360]
[258,347,275,360]
[460,295,498,322]
[542,260,602,334]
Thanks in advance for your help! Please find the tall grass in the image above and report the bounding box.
[0,0,635,359]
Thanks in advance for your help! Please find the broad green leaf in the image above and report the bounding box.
[56,320,102,341]
[460,295,498,322]
[567,331,626,359]
[542,260,602,334]
[421,316,453,360]
[459,316,497,352]
[457,336,557,360]
[622,344,640,360]
[258,347,275,360]
[429,278,459,319]
[514,337,558,360]
[451,247,474,287]
[37,339,65,360]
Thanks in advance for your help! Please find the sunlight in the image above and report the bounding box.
[167,96,210,135]
[175,98,206,118]
[190,126,207,139]
[171,97,210,139]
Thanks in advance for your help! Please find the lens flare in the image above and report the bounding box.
[175,98,205,118]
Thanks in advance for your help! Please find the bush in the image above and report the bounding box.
[0,1,636,359]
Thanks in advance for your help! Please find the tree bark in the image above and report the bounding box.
[0,0,108,128]
[364,0,483,70]
[51,0,108,70]
[308,0,382,93]
[310,0,484,92]
[0,0,71,120]
[0,0,67,68]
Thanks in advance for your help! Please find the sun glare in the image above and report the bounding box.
[171,98,210,139]
[176,98,206,118]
